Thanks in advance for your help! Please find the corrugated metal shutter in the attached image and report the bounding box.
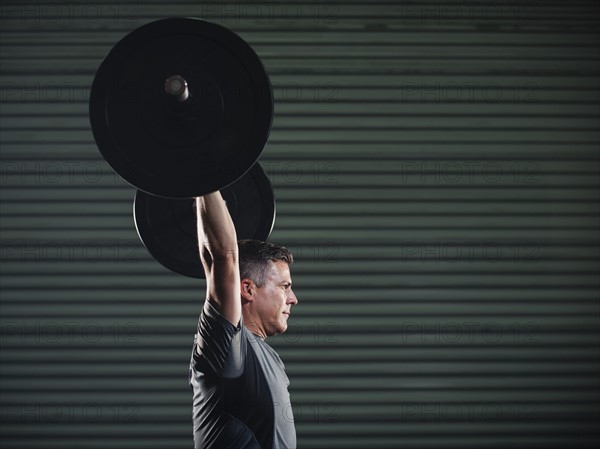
[1,1,599,448]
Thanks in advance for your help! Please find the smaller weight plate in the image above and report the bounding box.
[134,163,275,278]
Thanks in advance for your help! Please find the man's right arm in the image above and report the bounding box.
[195,192,241,326]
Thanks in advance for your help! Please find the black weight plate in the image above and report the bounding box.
[90,18,273,198]
[134,163,276,278]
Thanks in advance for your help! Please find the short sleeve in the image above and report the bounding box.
[193,300,244,377]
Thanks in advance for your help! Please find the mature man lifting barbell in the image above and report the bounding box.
[90,18,299,449]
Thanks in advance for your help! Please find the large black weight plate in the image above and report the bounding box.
[134,163,276,278]
[90,18,273,198]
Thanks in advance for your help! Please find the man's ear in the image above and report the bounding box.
[241,279,255,303]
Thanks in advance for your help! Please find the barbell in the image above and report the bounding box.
[89,18,277,277]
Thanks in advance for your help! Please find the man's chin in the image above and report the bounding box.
[267,322,287,337]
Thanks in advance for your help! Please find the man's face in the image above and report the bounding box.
[253,260,298,337]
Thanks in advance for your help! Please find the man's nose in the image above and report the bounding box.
[288,288,298,305]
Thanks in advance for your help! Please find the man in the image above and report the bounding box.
[189,191,299,449]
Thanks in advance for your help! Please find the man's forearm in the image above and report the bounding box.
[196,191,238,261]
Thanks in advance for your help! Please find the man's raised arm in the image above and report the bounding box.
[195,192,241,326]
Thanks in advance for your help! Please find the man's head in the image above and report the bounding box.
[238,240,293,286]
[238,240,297,338]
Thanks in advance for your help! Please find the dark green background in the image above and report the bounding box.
[1,1,599,448]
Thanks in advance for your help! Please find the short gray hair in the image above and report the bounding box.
[238,240,293,287]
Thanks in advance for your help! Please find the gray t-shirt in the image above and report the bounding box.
[189,300,296,449]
